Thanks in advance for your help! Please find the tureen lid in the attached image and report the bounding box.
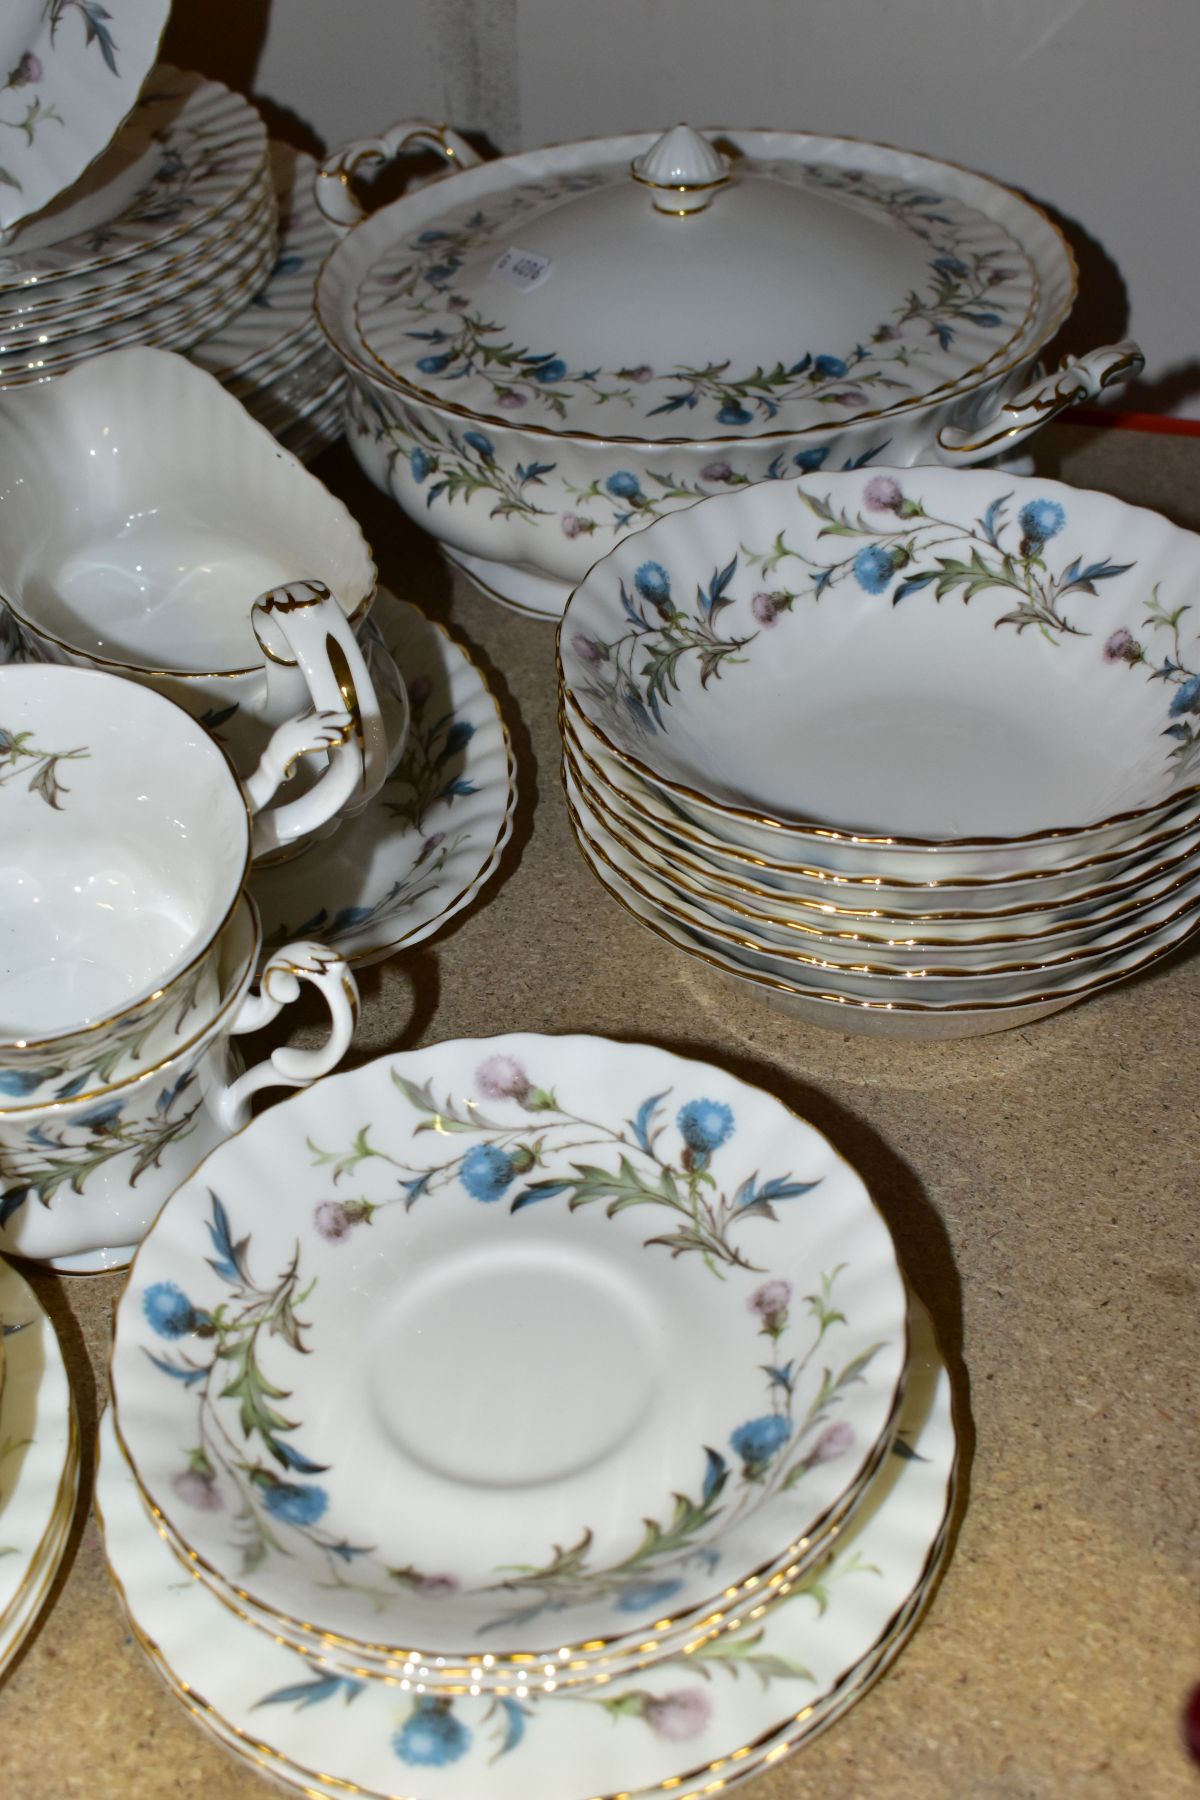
[346,124,1040,443]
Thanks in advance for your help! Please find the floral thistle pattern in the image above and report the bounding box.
[361,162,1024,431]
[0,2,122,198]
[250,1533,885,1770]
[310,1056,822,1275]
[145,1063,881,1641]
[0,723,87,809]
[0,1067,202,1229]
[568,483,1200,771]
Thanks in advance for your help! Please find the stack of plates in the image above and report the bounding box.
[0,67,274,390]
[558,467,1200,1040]
[189,142,347,463]
[100,1035,956,1797]
[0,1257,79,1681]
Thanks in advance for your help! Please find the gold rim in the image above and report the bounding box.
[567,782,1200,981]
[0,1399,79,1645]
[107,1029,910,1673]
[316,122,1071,450]
[565,779,1200,1014]
[565,732,1200,951]
[562,695,1200,895]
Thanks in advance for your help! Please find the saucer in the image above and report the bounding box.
[249,593,515,966]
[0,1257,79,1678]
[110,1034,907,1677]
[97,1298,956,1798]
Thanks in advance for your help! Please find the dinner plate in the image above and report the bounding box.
[0,208,276,384]
[97,1296,956,1798]
[191,144,329,383]
[0,68,267,288]
[0,165,275,339]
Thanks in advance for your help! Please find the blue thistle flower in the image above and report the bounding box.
[409,447,434,484]
[1169,674,1200,717]
[716,402,753,426]
[1017,499,1066,548]
[730,1413,791,1474]
[614,1577,685,1615]
[814,354,848,378]
[531,357,567,383]
[677,1098,735,1156]
[143,1281,199,1340]
[462,430,495,461]
[416,352,453,375]
[460,1143,517,1203]
[792,446,829,472]
[76,1098,125,1131]
[0,1069,50,1097]
[606,470,643,501]
[853,544,898,594]
[933,255,968,276]
[634,561,671,605]
[394,1699,472,1767]
[260,1480,328,1527]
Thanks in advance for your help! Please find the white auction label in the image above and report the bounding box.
[491,245,554,291]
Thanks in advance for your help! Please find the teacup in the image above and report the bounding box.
[0,345,408,851]
[0,894,360,1266]
[0,662,358,1089]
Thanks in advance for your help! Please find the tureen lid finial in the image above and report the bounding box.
[631,124,730,215]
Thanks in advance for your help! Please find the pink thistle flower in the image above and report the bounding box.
[173,1469,223,1512]
[863,475,904,513]
[749,1278,793,1320]
[700,460,734,483]
[497,389,526,410]
[561,512,584,538]
[644,1689,713,1741]
[476,1055,532,1103]
[810,1420,855,1463]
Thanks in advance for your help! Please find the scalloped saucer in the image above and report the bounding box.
[98,1297,957,1799]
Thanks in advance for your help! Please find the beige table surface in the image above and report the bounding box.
[0,422,1197,1798]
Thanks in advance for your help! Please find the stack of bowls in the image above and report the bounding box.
[101,1034,947,1794]
[0,67,274,388]
[188,142,347,462]
[558,466,1200,1039]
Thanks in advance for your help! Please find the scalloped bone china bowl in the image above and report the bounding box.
[559,467,1200,881]
[111,1034,908,1688]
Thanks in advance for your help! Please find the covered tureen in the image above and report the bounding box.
[315,121,1140,618]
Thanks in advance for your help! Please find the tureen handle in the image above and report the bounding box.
[935,340,1144,462]
[315,121,483,234]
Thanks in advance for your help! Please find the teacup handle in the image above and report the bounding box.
[242,579,393,860]
[208,940,360,1133]
[314,120,482,234]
